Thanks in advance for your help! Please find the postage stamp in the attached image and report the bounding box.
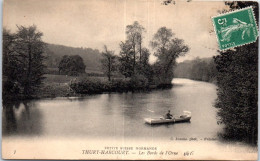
[212,7,258,50]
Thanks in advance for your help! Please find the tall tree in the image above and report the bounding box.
[150,27,173,56]
[101,45,116,81]
[125,21,145,73]
[3,25,46,99]
[15,26,46,97]
[3,29,14,74]
[3,28,19,101]
[151,27,189,84]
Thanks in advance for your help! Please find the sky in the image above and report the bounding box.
[4,0,228,63]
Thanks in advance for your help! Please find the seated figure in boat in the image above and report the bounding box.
[165,110,173,119]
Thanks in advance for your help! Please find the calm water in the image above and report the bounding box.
[2,78,221,140]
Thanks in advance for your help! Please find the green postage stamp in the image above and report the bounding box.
[212,7,258,50]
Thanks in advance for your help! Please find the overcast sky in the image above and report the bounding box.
[4,0,228,62]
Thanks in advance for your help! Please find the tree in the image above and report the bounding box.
[150,27,173,56]
[151,27,189,84]
[3,29,14,74]
[3,28,19,101]
[125,21,145,73]
[58,55,86,76]
[16,26,46,97]
[3,26,46,99]
[101,45,116,81]
[214,1,258,144]
[118,21,153,80]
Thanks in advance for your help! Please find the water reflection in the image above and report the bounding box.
[2,79,221,140]
[2,100,42,136]
[3,102,17,134]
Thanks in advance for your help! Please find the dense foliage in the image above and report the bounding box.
[118,41,136,78]
[3,26,46,100]
[213,1,258,144]
[118,21,147,78]
[174,58,217,83]
[151,27,189,85]
[214,42,258,144]
[58,55,86,76]
[117,22,189,87]
[70,76,149,94]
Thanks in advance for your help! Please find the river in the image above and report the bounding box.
[3,78,221,139]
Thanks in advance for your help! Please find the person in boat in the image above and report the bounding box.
[165,110,173,119]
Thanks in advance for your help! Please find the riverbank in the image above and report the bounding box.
[35,74,173,98]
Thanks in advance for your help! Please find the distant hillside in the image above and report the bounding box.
[44,44,102,72]
[174,57,217,83]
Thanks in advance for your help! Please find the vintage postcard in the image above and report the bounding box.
[2,0,258,160]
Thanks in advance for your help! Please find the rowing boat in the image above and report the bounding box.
[144,111,191,125]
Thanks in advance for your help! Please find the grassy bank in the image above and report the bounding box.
[37,74,106,98]
[37,74,75,98]
[37,74,172,98]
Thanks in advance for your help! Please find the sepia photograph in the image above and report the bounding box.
[2,0,258,160]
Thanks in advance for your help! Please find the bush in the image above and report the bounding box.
[70,78,105,94]
[129,74,149,90]
[37,83,72,98]
[70,75,151,94]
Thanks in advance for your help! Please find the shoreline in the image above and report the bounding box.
[3,83,174,103]
[4,77,218,102]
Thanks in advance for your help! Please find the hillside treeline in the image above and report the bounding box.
[44,44,102,72]
[174,58,217,83]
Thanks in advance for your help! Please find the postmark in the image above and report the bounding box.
[212,7,258,50]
